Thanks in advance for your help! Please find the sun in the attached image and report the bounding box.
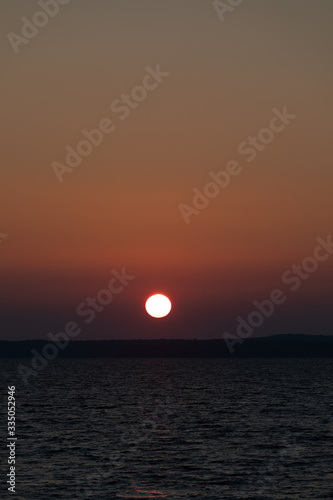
[145,294,172,318]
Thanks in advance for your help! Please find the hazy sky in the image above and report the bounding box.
[1,0,332,339]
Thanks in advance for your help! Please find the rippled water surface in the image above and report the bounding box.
[1,358,333,499]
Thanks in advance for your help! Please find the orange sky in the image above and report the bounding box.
[1,0,332,339]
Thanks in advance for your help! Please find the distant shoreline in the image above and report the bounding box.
[1,335,333,358]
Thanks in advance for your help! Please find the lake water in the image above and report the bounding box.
[1,358,333,499]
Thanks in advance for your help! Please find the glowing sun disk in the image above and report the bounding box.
[145,294,172,318]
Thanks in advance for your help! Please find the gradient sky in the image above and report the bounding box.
[1,0,332,340]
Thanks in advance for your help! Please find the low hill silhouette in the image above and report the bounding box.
[1,335,333,358]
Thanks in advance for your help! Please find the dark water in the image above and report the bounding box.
[1,358,333,499]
